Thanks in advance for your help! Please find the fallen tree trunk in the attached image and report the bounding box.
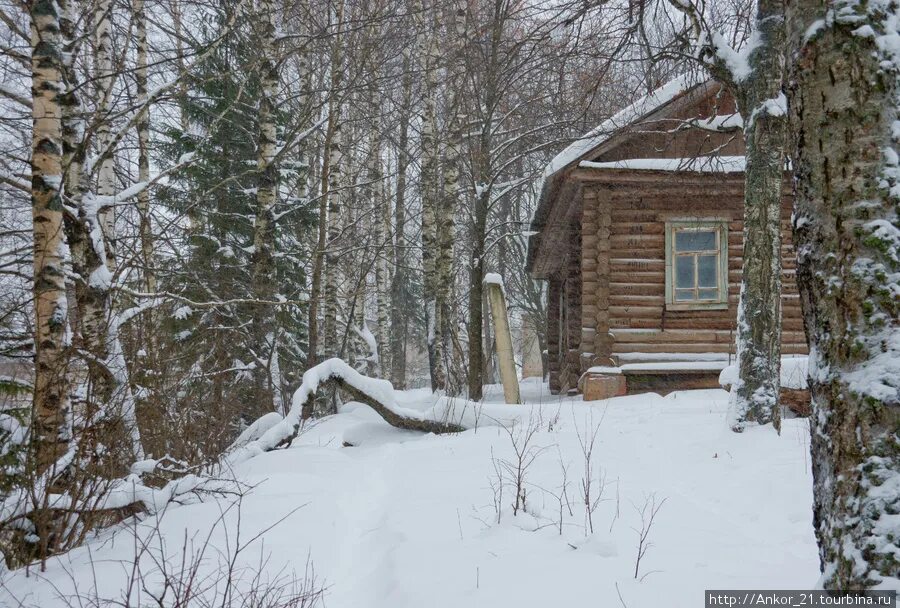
[228,358,467,463]
[3,359,464,567]
[299,373,465,434]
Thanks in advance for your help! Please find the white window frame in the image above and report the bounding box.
[664,219,729,311]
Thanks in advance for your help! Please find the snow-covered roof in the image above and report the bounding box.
[579,155,746,173]
[526,73,742,276]
[541,73,706,180]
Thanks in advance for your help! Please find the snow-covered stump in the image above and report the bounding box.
[484,274,520,405]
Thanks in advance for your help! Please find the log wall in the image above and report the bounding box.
[536,84,809,394]
[580,177,808,364]
[545,221,588,393]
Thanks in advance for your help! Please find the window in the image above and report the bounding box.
[665,220,729,310]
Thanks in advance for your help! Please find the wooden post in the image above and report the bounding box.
[484,274,520,404]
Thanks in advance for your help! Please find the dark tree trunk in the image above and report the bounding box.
[467,188,488,401]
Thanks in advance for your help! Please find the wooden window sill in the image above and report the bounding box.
[665,302,729,312]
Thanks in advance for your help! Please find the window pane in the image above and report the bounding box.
[675,256,694,288]
[698,255,718,287]
[675,230,716,252]
[675,289,695,301]
[698,288,718,301]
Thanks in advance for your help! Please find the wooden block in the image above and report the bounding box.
[582,373,627,402]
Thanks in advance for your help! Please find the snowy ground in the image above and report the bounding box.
[1,380,820,607]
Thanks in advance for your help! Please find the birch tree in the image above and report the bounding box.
[666,0,787,431]
[249,0,282,416]
[371,100,389,377]
[321,1,345,364]
[29,0,71,473]
[437,1,466,393]
[785,0,899,588]
[388,47,413,388]
[417,0,446,391]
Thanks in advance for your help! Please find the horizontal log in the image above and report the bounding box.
[610,329,808,345]
[608,271,665,284]
[611,251,664,261]
[610,305,663,319]
[609,283,665,296]
[602,188,745,203]
[610,295,666,306]
[610,234,665,247]
[783,344,810,354]
[662,310,735,321]
[607,317,806,332]
[613,343,733,354]
[610,222,665,236]
[612,329,734,344]
[611,259,665,272]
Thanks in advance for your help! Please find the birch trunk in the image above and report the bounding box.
[786,0,900,588]
[295,25,311,205]
[437,2,465,392]
[134,0,154,295]
[371,117,389,377]
[132,0,156,417]
[95,0,116,272]
[307,123,330,367]
[321,1,344,365]
[30,0,71,473]
[666,0,788,432]
[59,0,85,344]
[65,0,144,462]
[388,50,412,388]
[417,0,446,391]
[322,110,342,360]
[172,0,188,133]
[729,0,787,432]
[249,0,280,417]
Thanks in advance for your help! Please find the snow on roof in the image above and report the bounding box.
[541,73,705,180]
[579,155,746,173]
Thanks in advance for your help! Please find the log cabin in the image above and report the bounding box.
[526,75,808,398]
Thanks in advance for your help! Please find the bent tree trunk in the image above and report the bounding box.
[787,0,900,589]
[298,372,464,435]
